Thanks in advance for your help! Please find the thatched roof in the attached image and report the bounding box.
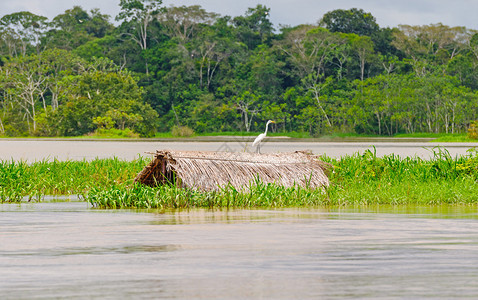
[135,150,331,191]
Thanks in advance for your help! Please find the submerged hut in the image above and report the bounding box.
[135,150,331,191]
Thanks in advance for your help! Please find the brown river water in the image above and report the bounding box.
[1,139,477,161]
[1,201,478,299]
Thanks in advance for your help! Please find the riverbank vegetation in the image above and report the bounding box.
[1,148,476,207]
[1,3,478,139]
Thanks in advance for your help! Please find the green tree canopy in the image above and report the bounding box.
[320,8,380,37]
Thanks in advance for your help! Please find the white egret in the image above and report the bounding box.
[252,120,275,153]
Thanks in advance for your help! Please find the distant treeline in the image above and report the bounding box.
[1,1,477,137]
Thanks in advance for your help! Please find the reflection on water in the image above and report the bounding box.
[146,205,478,225]
[1,202,478,299]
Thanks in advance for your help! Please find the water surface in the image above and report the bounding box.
[1,139,477,161]
[1,202,478,299]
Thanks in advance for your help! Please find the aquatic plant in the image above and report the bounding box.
[0,157,147,202]
[1,148,477,207]
[87,181,329,209]
[322,147,478,206]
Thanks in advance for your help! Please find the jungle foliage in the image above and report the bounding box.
[1,2,478,137]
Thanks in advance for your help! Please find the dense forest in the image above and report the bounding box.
[1,0,478,137]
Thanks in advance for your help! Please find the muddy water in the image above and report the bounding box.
[1,202,478,299]
[1,139,477,161]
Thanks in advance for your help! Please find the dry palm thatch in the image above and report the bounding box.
[135,150,331,191]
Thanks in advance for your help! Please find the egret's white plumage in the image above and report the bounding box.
[252,120,275,153]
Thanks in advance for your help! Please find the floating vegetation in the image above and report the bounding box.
[87,181,329,209]
[1,148,477,207]
[0,157,147,203]
[325,147,478,206]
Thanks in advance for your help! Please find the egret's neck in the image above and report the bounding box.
[264,122,271,134]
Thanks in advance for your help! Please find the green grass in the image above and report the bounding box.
[0,157,146,202]
[3,131,476,141]
[394,133,477,142]
[324,147,478,205]
[432,135,476,142]
[87,181,328,209]
[86,128,140,139]
[1,148,477,207]
[153,131,313,138]
[153,131,256,138]
[393,132,452,138]
[315,132,380,139]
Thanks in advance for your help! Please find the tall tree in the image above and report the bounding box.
[45,6,112,51]
[0,12,49,56]
[348,34,375,81]
[447,54,478,90]
[275,26,344,81]
[233,5,274,49]
[392,24,471,76]
[54,67,157,136]
[116,0,163,74]
[233,90,261,132]
[158,5,218,43]
[320,8,379,37]
[0,54,49,132]
[467,33,478,62]
[192,27,237,90]
[40,49,86,110]
[84,8,114,38]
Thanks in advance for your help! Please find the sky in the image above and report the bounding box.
[1,0,477,30]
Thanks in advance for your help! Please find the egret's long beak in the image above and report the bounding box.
[271,121,276,123]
